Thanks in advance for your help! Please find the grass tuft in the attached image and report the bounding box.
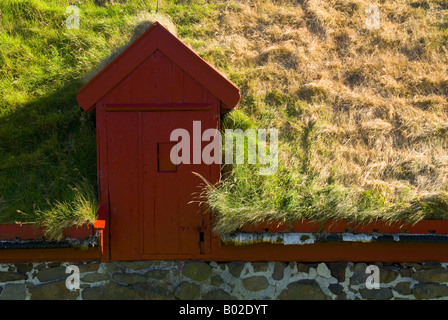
[32,181,98,241]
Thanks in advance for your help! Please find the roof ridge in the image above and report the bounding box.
[77,21,240,111]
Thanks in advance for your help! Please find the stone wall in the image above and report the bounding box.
[1,260,448,300]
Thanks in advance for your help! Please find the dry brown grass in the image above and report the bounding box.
[175,0,448,232]
[191,0,448,208]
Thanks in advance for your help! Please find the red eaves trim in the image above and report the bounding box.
[77,22,240,111]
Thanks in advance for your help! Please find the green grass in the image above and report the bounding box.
[0,0,166,238]
[0,0,225,239]
[1,0,448,238]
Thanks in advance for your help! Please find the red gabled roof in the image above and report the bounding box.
[77,22,240,111]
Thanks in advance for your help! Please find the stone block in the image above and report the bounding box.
[182,261,212,282]
[316,263,331,279]
[175,281,200,300]
[0,272,26,282]
[413,283,448,299]
[242,276,269,292]
[328,283,343,295]
[228,262,245,278]
[412,267,448,283]
[278,280,327,300]
[272,262,286,281]
[0,283,26,300]
[326,262,347,282]
[30,280,78,300]
[14,263,33,275]
[202,289,237,300]
[359,287,393,300]
[37,267,68,283]
[393,282,412,296]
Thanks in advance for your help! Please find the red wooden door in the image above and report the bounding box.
[107,109,214,260]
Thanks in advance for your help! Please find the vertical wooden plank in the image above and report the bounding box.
[107,112,140,260]
[141,113,155,254]
[99,77,132,261]
[209,93,221,184]
[152,112,180,254]
[154,172,180,254]
[174,109,214,255]
[95,105,110,261]
[154,50,173,103]
[137,111,143,259]
[173,111,198,254]
[142,112,180,254]
[180,72,210,253]
[171,60,184,103]
[129,55,156,103]
[203,92,221,254]
[183,71,204,103]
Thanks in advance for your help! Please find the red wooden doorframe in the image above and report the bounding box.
[106,107,217,261]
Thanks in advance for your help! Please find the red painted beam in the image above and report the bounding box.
[103,103,211,112]
[0,223,101,263]
[210,241,448,263]
[135,240,448,263]
[0,247,101,263]
[0,224,94,241]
